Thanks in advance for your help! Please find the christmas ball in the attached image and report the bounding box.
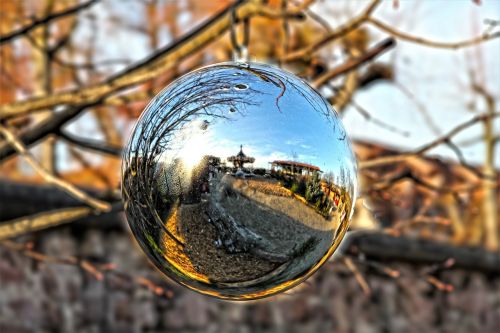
[121,62,357,300]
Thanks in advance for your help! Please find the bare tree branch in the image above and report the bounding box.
[360,112,500,169]
[0,0,99,45]
[472,83,498,250]
[342,231,500,274]
[58,130,122,156]
[348,99,409,136]
[343,256,372,296]
[0,239,174,298]
[0,103,95,162]
[0,124,111,211]
[282,0,382,62]
[0,207,93,240]
[312,38,395,88]
[0,0,307,120]
[368,17,500,49]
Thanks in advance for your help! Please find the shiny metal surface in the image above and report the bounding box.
[121,62,358,300]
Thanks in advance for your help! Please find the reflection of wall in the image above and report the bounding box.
[321,182,350,216]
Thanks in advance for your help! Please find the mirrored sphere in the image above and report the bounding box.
[121,62,358,300]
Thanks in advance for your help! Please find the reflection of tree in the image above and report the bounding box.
[276,170,335,218]
[323,171,335,185]
[122,62,342,240]
[337,165,355,201]
[305,172,323,204]
[122,65,259,241]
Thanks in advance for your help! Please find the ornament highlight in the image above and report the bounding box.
[122,62,357,300]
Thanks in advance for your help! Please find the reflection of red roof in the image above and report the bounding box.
[271,160,321,171]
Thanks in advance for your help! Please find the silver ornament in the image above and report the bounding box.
[122,62,357,300]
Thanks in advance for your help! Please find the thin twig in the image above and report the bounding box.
[368,17,500,50]
[425,275,454,292]
[0,103,97,162]
[0,0,99,45]
[0,240,174,298]
[360,112,500,169]
[312,38,395,88]
[58,130,122,156]
[282,0,381,62]
[349,99,409,136]
[343,257,372,296]
[0,0,307,120]
[0,124,111,211]
[0,207,92,240]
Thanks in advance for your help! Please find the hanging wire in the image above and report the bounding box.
[230,4,250,62]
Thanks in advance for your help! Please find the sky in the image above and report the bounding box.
[135,63,358,187]
[332,0,500,166]
[63,0,500,170]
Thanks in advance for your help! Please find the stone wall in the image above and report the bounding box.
[1,224,499,333]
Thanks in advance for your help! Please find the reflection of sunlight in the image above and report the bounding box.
[172,120,209,170]
[178,132,206,169]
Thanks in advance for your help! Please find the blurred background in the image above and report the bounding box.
[0,0,499,332]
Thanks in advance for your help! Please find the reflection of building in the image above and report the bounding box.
[321,182,349,214]
[227,145,255,169]
[270,160,321,176]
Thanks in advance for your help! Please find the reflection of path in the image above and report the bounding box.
[178,202,279,283]
[229,177,339,231]
[161,203,276,284]
[158,171,351,290]
[202,173,337,281]
[161,205,210,283]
